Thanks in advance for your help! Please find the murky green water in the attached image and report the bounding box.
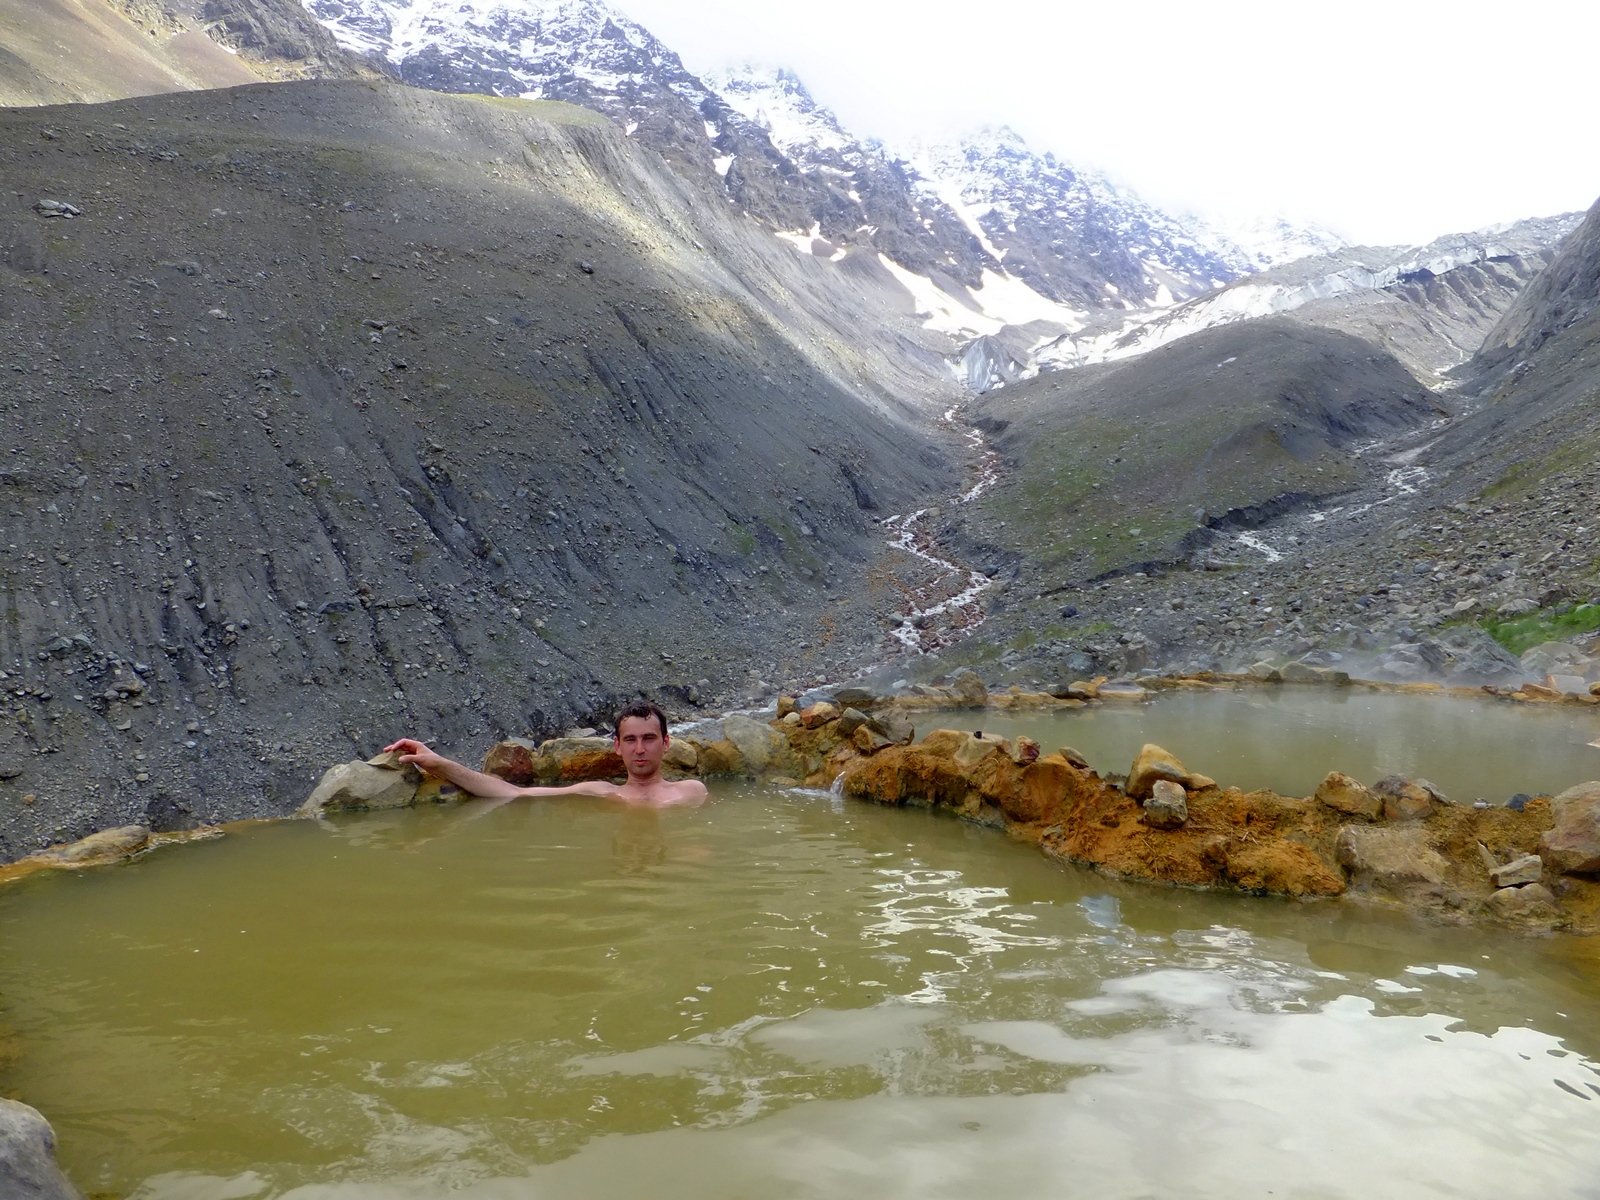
[2,784,1598,1199]
[962,688,1600,801]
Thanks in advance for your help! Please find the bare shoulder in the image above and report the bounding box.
[667,779,709,805]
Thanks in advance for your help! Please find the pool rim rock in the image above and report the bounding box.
[6,670,1595,938]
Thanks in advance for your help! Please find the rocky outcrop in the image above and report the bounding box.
[200,0,367,75]
[0,1099,83,1200]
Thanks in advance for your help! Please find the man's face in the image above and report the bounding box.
[615,714,667,778]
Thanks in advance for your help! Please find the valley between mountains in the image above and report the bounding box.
[0,0,1596,862]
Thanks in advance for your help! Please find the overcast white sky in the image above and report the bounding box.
[618,0,1596,246]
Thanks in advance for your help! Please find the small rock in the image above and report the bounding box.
[799,701,839,729]
[1490,854,1543,888]
[1127,743,1211,798]
[1142,778,1188,829]
[837,707,870,738]
[1486,882,1560,925]
[1372,776,1436,821]
[32,198,81,218]
[1316,772,1382,819]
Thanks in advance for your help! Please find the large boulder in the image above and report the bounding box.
[831,687,880,711]
[663,738,699,772]
[0,1099,84,1200]
[482,738,542,785]
[32,825,150,867]
[869,709,916,745]
[1097,680,1152,702]
[719,715,783,774]
[1520,640,1586,677]
[538,737,623,781]
[1486,882,1561,926]
[836,708,870,738]
[949,669,988,706]
[298,760,425,815]
[1336,825,1447,888]
[1539,781,1600,875]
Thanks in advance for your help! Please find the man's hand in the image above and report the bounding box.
[383,737,451,777]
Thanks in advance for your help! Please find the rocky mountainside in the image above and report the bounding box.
[906,127,1257,310]
[297,2,1329,332]
[300,0,1001,289]
[708,66,1303,312]
[0,79,969,860]
[0,0,252,105]
[1428,196,1600,488]
[0,0,368,106]
[1039,213,1583,379]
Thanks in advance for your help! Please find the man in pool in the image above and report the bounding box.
[384,700,708,808]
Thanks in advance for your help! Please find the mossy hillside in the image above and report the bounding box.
[971,319,1440,584]
[1480,429,1599,502]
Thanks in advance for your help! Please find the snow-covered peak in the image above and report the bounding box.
[702,63,851,157]
[1196,212,1349,272]
[902,128,1246,308]
[305,0,695,102]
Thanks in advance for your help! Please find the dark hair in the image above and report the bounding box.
[614,699,667,738]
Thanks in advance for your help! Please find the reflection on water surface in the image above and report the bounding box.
[1,784,1597,1199]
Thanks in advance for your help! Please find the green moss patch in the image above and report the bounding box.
[1482,603,1600,656]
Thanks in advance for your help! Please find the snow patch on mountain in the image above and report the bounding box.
[1035,218,1583,371]
[1195,212,1349,271]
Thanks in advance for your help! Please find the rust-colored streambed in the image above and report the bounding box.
[2,781,1598,1198]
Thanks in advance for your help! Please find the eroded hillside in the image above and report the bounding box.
[0,79,965,857]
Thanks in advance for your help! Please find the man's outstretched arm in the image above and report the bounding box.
[384,738,619,800]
